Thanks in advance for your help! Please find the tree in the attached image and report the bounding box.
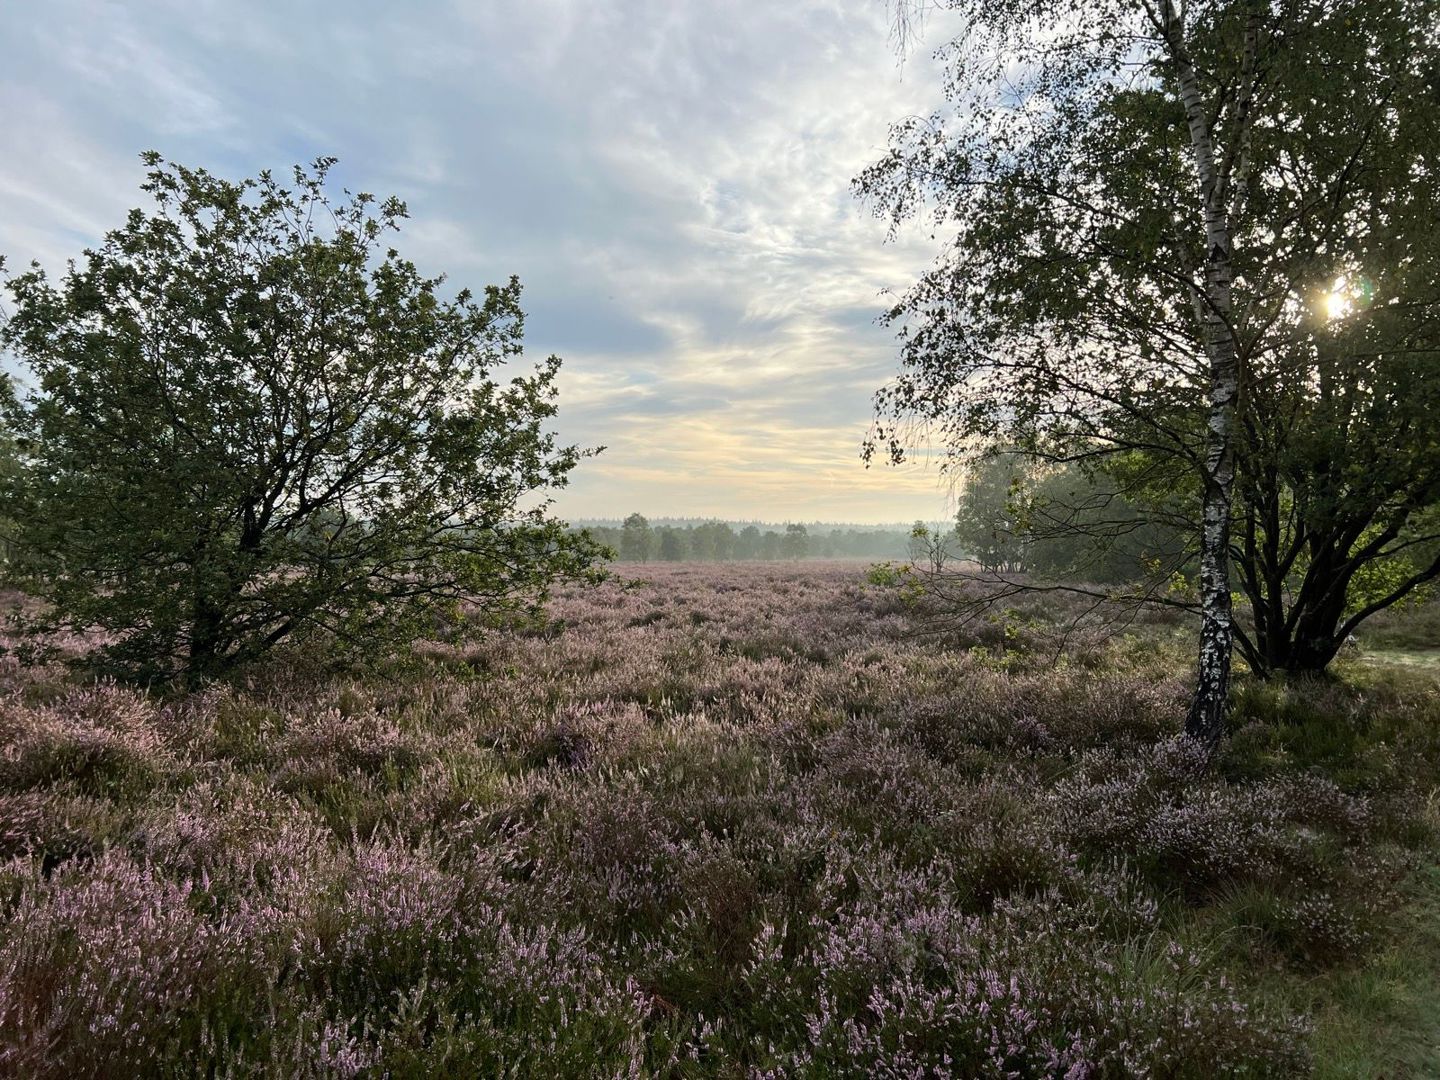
[1022,464,1191,586]
[671,520,739,561]
[0,154,602,681]
[0,379,19,567]
[710,521,737,561]
[760,530,782,560]
[953,456,1029,574]
[1223,347,1440,674]
[689,522,717,561]
[861,1,1440,748]
[782,523,809,560]
[736,525,761,560]
[583,522,622,557]
[621,513,653,562]
[658,527,687,562]
[908,520,962,576]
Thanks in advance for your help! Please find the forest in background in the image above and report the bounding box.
[575,515,922,562]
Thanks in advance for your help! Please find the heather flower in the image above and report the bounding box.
[0,562,1425,1075]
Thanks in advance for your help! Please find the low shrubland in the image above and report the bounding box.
[0,564,1436,1077]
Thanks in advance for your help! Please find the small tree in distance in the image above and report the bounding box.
[620,513,653,562]
[659,527,687,562]
[782,523,809,560]
[736,525,762,559]
[908,520,961,575]
[0,154,603,682]
[710,521,737,560]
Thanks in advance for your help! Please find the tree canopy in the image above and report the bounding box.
[621,513,654,562]
[0,154,602,681]
[861,0,1440,738]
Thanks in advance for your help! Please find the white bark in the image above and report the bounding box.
[1159,0,1246,750]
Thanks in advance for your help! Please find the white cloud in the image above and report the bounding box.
[0,0,961,522]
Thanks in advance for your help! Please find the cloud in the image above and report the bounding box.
[0,0,961,522]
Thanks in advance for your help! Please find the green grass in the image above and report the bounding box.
[1359,648,1440,671]
[1233,648,1440,1077]
[1293,863,1440,1078]
[1357,599,1440,655]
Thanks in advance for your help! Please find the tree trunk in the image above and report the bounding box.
[1164,0,1247,751]
[1276,637,1345,675]
[1187,466,1236,748]
[189,593,227,681]
[1237,530,1356,677]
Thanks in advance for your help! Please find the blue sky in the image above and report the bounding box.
[0,0,960,523]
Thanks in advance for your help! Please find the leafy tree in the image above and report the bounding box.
[760,530,782,560]
[0,155,602,681]
[736,525,762,560]
[620,513,654,562]
[953,456,1029,574]
[658,527,687,562]
[1226,297,1440,674]
[908,520,962,575]
[1022,464,1191,586]
[709,521,737,561]
[582,523,622,556]
[782,523,809,560]
[0,379,19,567]
[861,0,1440,746]
[689,522,717,561]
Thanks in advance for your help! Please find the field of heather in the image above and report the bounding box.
[2,562,1439,1077]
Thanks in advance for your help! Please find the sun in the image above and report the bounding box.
[1324,289,1351,321]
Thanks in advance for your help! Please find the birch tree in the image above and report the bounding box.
[861,0,1438,749]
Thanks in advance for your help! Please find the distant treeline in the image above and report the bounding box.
[579,514,915,562]
[573,516,914,534]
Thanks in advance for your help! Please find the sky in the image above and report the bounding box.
[0,0,963,524]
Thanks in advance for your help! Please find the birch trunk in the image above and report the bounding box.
[1189,380,1238,750]
[1161,1,1245,750]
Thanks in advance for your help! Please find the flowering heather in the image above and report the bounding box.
[0,562,1436,1076]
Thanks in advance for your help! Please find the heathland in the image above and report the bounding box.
[2,562,1438,1076]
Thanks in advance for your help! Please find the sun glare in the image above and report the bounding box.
[1324,289,1351,321]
